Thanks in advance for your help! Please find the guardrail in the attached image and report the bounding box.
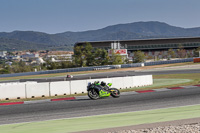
[0,75,153,100]
[144,58,193,66]
[121,63,144,68]
[0,65,117,78]
[0,58,194,78]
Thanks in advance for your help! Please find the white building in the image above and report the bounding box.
[21,53,39,58]
[36,57,45,64]
[47,54,72,59]
[0,51,7,57]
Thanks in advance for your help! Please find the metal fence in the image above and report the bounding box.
[144,58,194,66]
[0,65,118,78]
[121,63,144,68]
[0,58,194,78]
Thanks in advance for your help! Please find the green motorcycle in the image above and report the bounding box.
[87,81,120,100]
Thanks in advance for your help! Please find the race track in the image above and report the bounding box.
[1,86,200,125]
[1,67,200,126]
[16,68,200,82]
[72,68,200,79]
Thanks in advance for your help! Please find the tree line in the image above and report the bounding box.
[0,43,125,74]
[73,43,124,67]
[1,43,200,74]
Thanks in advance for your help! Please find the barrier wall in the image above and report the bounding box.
[0,75,153,100]
[193,58,200,63]
[0,58,194,78]
[26,82,50,98]
[133,76,140,87]
[123,77,133,89]
[50,81,70,96]
[0,83,26,99]
[70,80,87,94]
[112,77,124,89]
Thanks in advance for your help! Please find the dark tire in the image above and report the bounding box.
[88,89,99,100]
[110,88,120,98]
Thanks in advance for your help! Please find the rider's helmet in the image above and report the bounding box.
[94,81,100,85]
[101,81,106,86]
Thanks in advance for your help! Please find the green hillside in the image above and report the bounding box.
[1,21,200,51]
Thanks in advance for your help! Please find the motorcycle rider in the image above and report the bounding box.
[100,81,109,91]
[87,80,120,99]
[93,81,109,91]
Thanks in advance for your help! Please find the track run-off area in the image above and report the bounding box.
[1,63,200,132]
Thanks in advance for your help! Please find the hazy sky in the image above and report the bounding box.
[0,0,200,34]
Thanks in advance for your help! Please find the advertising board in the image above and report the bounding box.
[108,49,127,56]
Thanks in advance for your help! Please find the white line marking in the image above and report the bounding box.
[75,96,89,100]
[24,99,51,104]
[153,88,171,92]
[121,91,139,95]
[180,86,198,88]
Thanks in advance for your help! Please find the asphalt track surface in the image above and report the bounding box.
[72,68,200,79]
[0,67,199,83]
[1,68,200,126]
[17,68,200,82]
[1,86,200,125]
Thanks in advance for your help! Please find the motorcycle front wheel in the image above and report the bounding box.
[110,88,120,98]
[88,89,99,100]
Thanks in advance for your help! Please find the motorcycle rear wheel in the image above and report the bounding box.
[88,89,99,100]
[110,88,120,98]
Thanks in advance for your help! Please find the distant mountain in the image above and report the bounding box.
[1,21,200,51]
[58,21,200,41]
[0,38,49,51]
[0,31,73,46]
[0,31,74,51]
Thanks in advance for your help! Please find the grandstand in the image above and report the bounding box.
[75,37,200,58]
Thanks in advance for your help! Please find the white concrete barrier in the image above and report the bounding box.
[70,80,87,94]
[112,77,124,89]
[97,78,113,84]
[123,77,133,89]
[50,81,70,96]
[0,83,26,100]
[26,82,50,98]
[0,75,153,99]
[138,75,145,87]
[149,75,153,85]
[132,76,140,87]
